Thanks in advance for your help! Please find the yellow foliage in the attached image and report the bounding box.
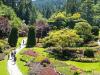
[71,13,81,19]
[49,12,66,21]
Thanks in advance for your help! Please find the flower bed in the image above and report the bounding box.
[23,50,38,57]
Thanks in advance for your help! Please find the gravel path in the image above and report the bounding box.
[7,38,27,75]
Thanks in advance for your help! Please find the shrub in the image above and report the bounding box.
[20,55,33,62]
[74,22,93,42]
[8,27,18,47]
[74,71,80,75]
[43,29,83,48]
[26,26,36,47]
[19,24,28,37]
[92,26,99,36]
[40,58,50,67]
[84,49,94,58]
[84,41,98,47]
[0,16,11,38]
[23,50,38,57]
[73,58,99,62]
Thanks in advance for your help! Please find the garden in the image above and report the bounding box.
[0,0,100,75]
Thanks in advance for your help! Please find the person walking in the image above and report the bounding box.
[23,40,24,45]
[13,56,17,65]
[11,52,14,59]
[14,50,16,55]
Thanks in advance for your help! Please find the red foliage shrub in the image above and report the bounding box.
[23,50,38,57]
[38,67,59,75]
[0,16,11,38]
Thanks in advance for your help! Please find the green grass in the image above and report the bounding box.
[17,37,26,47]
[66,61,100,71]
[16,37,29,75]
[16,53,29,75]
[0,58,9,75]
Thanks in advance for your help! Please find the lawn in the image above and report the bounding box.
[17,37,26,47]
[16,37,29,75]
[0,58,9,75]
[16,46,100,75]
[16,53,29,75]
[66,61,100,71]
[17,47,74,75]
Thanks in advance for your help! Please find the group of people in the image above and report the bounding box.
[8,39,25,65]
[8,50,17,65]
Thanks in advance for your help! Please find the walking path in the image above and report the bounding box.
[7,38,27,75]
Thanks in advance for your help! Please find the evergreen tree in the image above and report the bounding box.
[80,0,94,25]
[26,26,36,47]
[8,27,18,47]
[17,0,37,25]
[66,0,79,15]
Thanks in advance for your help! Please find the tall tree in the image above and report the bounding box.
[26,26,36,47]
[17,0,37,25]
[65,0,80,15]
[8,27,18,47]
[80,0,94,25]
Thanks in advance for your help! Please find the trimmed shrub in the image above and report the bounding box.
[92,26,99,36]
[73,58,99,62]
[8,27,18,47]
[26,26,36,47]
[84,49,94,58]
[74,71,80,75]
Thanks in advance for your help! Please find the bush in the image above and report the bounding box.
[84,41,98,47]
[8,27,18,47]
[73,71,80,75]
[23,50,38,57]
[26,26,36,47]
[0,17,11,38]
[74,22,93,42]
[43,29,83,48]
[19,24,28,37]
[92,26,99,36]
[20,55,33,63]
[73,58,99,62]
[84,49,94,58]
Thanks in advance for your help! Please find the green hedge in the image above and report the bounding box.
[8,27,18,47]
[26,26,36,47]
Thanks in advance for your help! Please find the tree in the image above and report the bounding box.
[8,27,18,47]
[43,29,83,48]
[74,22,93,42]
[74,22,92,35]
[92,26,99,36]
[0,16,11,38]
[35,18,49,42]
[80,0,94,25]
[33,0,66,18]
[0,3,22,28]
[49,12,66,29]
[65,0,80,14]
[17,0,37,25]
[93,4,100,27]
[26,26,36,47]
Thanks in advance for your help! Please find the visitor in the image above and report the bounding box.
[19,42,21,48]
[23,39,24,45]
[13,56,16,65]
[13,50,16,55]
[11,52,13,58]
